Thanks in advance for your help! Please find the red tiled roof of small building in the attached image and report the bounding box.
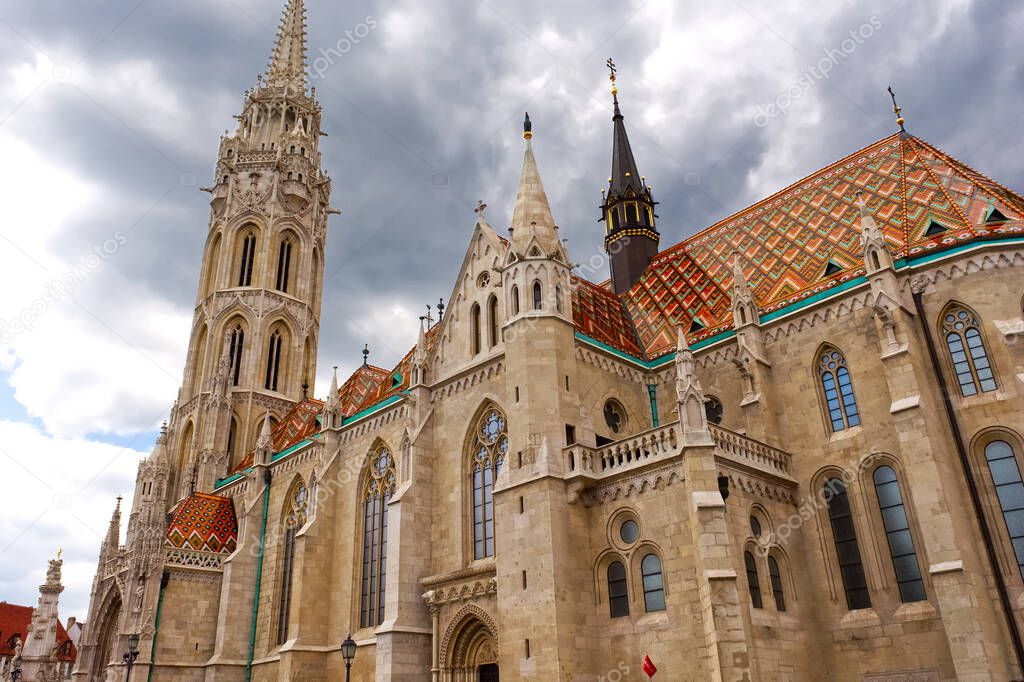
[165,492,238,554]
[0,602,76,662]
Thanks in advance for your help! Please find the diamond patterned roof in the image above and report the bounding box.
[165,492,238,554]
[574,132,1024,359]
[230,397,324,473]
[339,364,390,416]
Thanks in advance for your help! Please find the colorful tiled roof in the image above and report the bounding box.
[339,365,390,416]
[573,132,1024,359]
[165,492,238,554]
[0,602,76,661]
[571,276,645,357]
[230,398,324,473]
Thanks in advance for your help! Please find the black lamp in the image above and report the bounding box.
[341,633,356,682]
[123,634,140,681]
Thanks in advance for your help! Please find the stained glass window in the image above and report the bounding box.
[471,408,508,559]
[819,348,860,432]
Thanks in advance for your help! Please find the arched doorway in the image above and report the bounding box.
[441,606,499,681]
[89,590,121,681]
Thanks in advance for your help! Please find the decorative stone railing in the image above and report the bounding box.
[709,424,791,477]
[236,150,277,165]
[565,423,681,477]
[164,547,226,571]
[564,420,792,481]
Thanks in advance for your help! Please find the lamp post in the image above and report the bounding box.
[340,633,356,682]
[123,633,140,682]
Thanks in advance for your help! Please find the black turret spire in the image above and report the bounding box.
[601,59,660,294]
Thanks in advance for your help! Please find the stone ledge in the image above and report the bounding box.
[890,395,921,414]
[927,560,963,575]
[704,568,737,580]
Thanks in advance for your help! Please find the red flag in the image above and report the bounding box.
[642,654,657,677]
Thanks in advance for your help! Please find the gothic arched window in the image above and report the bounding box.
[942,304,997,396]
[237,231,256,287]
[555,284,563,313]
[276,480,307,645]
[276,237,293,293]
[983,439,1024,579]
[532,281,543,310]
[487,295,499,347]
[511,285,520,315]
[607,560,629,618]
[265,330,284,391]
[744,550,763,609]
[470,407,508,560]
[470,303,481,355]
[360,446,396,629]
[641,553,665,612]
[228,324,245,386]
[818,347,860,432]
[767,555,786,612]
[825,478,871,610]
[872,466,926,602]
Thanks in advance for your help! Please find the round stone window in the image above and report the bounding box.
[603,400,627,434]
[620,519,639,544]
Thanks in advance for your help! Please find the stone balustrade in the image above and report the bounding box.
[564,420,791,481]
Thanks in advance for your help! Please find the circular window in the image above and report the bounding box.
[704,396,723,425]
[477,271,491,288]
[603,400,627,434]
[750,515,762,539]
[620,519,639,544]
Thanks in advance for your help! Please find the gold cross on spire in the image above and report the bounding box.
[606,57,618,97]
[887,85,906,132]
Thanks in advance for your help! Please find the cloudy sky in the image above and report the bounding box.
[1,0,1022,620]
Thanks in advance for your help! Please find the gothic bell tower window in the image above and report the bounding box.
[237,232,257,287]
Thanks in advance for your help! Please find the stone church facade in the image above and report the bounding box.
[72,1,1024,680]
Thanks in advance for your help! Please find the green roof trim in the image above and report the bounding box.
[341,393,405,426]
[760,275,868,323]
[574,328,735,370]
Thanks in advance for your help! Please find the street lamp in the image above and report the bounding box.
[123,633,140,682]
[340,633,357,682]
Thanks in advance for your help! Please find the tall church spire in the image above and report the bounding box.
[264,0,308,92]
[601,60,660,294]
[510,113,559,256]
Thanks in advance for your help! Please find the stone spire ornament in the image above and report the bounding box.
[857,191,894,273]
[730,252,759,328]
[19,552,65,681]
[675,325,712,445]
[265,0,309,92]
[510,113,559,257]
[255,412,274,465]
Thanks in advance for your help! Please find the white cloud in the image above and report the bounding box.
[0,419,145,619]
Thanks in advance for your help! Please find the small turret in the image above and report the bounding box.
[509,113,560,258]
[601,60,660,294]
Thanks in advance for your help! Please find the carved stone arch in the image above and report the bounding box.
[439,603,499,669]
[89,581,123,678]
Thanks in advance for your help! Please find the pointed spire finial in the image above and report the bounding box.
[264,0,308,92]
[606,57,619,106]
[523,112,532,140]
[362,344,370,366]
[887,85,905,132]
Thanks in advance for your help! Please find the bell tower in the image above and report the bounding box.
[167,0,335,497]
[600,60,660,294]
